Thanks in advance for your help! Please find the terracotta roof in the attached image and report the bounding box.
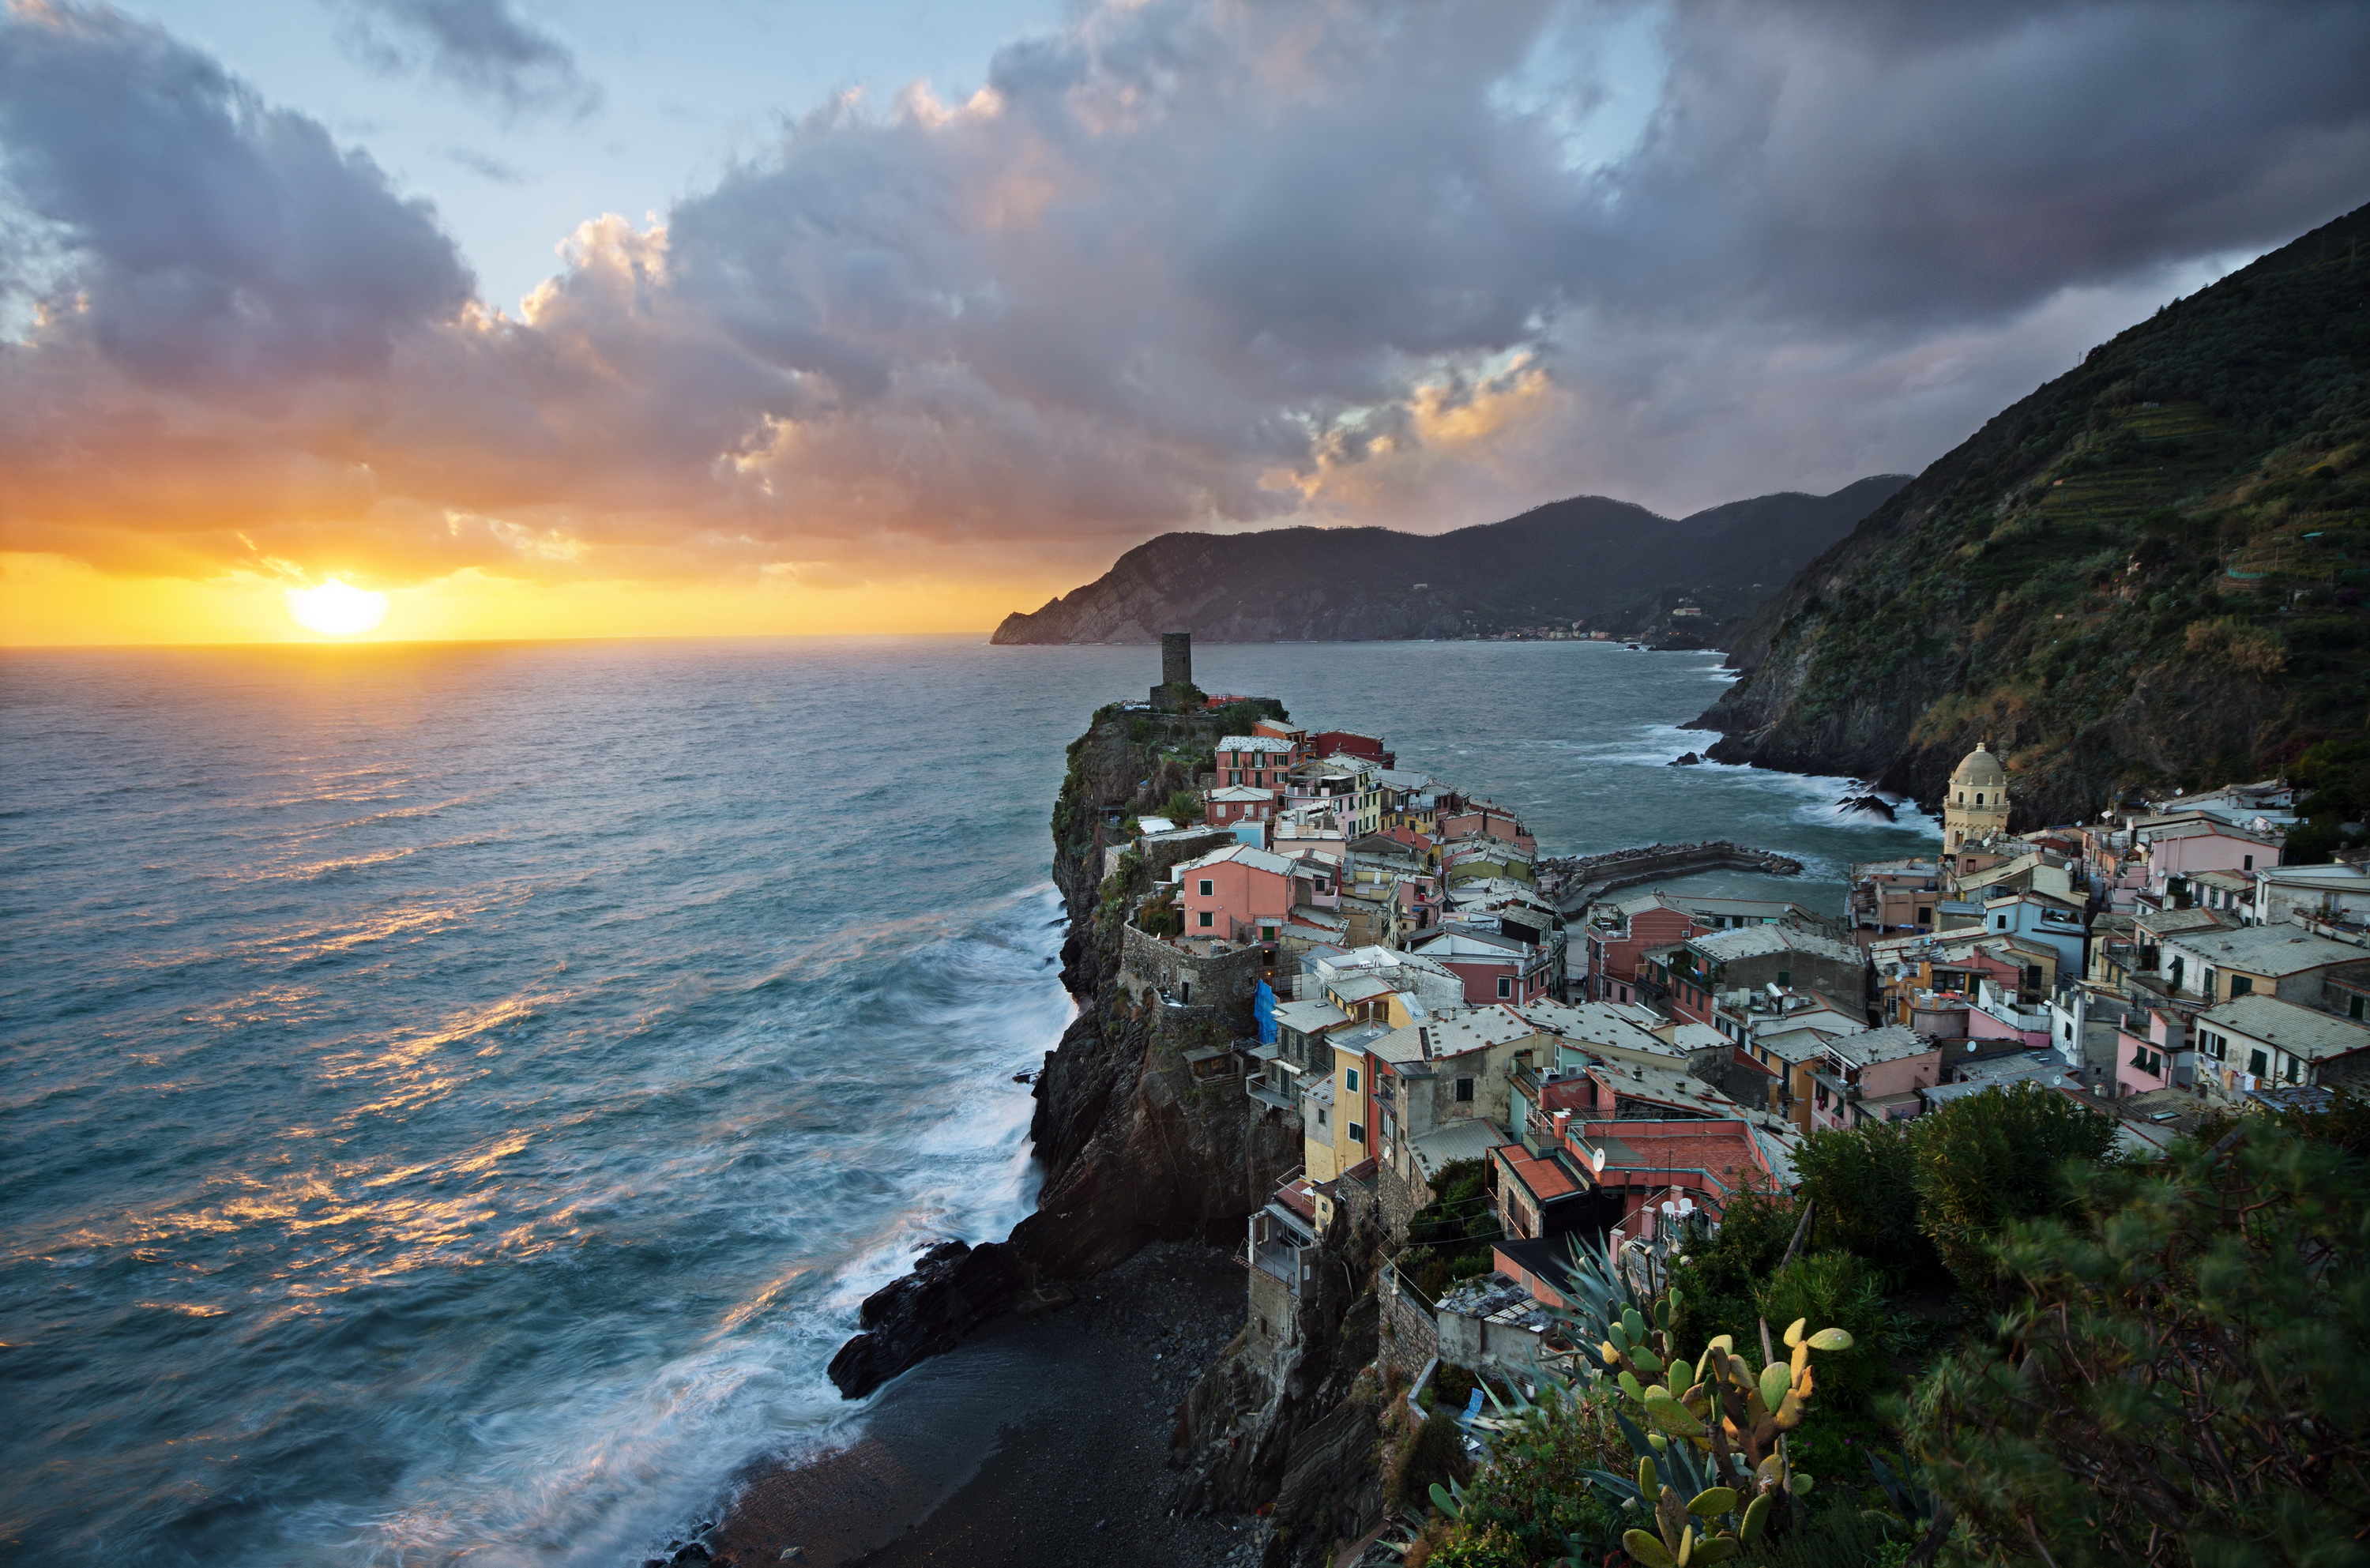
[1494,1144,1582,1203]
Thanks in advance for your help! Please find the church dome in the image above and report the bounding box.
[1951,743,2007,788]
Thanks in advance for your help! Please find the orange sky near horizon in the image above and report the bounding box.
[0,553,1057,647]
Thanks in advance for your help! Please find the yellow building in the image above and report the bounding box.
[1944,743,2011,859]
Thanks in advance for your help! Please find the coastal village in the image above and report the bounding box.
[1103,636,2370,1416]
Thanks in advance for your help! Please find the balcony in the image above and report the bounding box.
[1247,1077,1297,1113]
[1251,1239,1304,1288]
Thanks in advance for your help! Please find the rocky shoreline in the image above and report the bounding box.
[711,1242,1262,1568]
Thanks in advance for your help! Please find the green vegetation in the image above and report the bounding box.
[1436,1385,1623,1561]
[1406,1088,2370,1567]
[1905,1081,2120,1291]
[1419,1265,1862,1568]
[1714,203,2370,825]
[1401,1159,1505,1299]
[1906,1115,2370,1565]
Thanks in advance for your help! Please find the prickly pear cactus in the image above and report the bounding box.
[1594,1289,1855,1566]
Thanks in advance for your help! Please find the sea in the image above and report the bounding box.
[0,637,1939,1566]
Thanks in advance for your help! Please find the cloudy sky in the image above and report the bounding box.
[2,0,2367,642]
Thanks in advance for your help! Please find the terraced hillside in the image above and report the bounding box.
[1695,201,2370,837]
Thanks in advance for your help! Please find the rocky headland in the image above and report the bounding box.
[827,698,1304,1402]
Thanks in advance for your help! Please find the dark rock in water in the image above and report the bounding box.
[826,1239,1025,1398]
[1836,793,1898,820]
[1669,751,1702,766]
[1012,1070,1036,1084]
[670,1545,713,1565]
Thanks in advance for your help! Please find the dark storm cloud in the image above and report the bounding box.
[2,0,2368,590]
[0,2,472,385]
[333,0,597,117]
[1582,0,2370,327]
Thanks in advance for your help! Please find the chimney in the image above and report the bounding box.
[1552,1109,1571,1142]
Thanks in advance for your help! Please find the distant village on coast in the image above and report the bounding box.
[1110,634,2370,1391]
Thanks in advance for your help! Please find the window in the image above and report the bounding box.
[1917,906,1933,923]
[1497,976,1513,998]
[1975,792,1984,805]
[1455,1077,1475,1103]
[1777,970,1791,985]
[1197,911,1214,928]
[1349,1122,1366,1145]
[2244,855,2254,871]
[1198,878,1214,897]
[2230,975,2253,998]
[1317,1107,1327,1126]
[2353,995,2365,1021]
[1345,1068,1359,1092]
[2249,1048,2269,1078]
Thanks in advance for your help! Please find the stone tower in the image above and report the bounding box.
[1161,631,1193,690]
[1944,742,2011,857]
[1152,631,1199,712]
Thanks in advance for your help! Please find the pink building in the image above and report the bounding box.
[1176,844,1297,942]
[1410,927,1558,1003]
[1203,785,1277,828]
[1437,807,1537,855]
[2112,1006,2182,1099]
[1811,1025,1944,1129]
[1214,735,1296,790]
[1586,901,1705,1004]
[2139,819,2280,901]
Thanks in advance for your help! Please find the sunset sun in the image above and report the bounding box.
[284,579,389,637]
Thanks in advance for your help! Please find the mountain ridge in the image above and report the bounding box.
[990,476,1908,645]
[1691,201,2370,829]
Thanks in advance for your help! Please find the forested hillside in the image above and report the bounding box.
[1695,203,2370,832]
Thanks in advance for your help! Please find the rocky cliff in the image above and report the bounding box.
[989,479,1905,645]
[827,700,1302,1398]
[1692,201,2370,827]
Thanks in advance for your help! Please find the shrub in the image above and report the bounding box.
[1909,1081,2118,1292]
[1445,1384,1625,1562]
[1405,1160,1503,1296]
[1792,1121,1932,1277]
[1755,1252,1894,1413]
[1425,1525,1528,1568]
[1902,1117,2370,1566]
[2181,615,2287,676]
[1387,1404,1476,1511]
[1669,1185,1803,1350]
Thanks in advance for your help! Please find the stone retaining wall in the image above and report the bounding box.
[1378,1265,1439,1382]
[1539,840,1806,914]
[1119,923,1262,1028]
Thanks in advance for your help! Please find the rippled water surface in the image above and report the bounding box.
[0,637,1935,1565]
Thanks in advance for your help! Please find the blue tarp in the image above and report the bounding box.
[1254,980,1279,1046]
